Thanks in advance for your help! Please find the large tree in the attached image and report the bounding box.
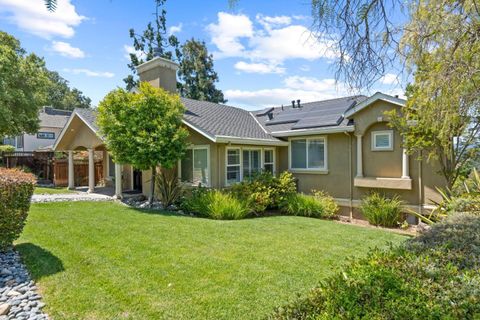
[178,39,226,103]
[0,31,49,137]
[124,0,181,91]
[97,82,189,203]
[45,70,91,110]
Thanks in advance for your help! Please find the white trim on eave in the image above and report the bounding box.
[272,126,354,137]
[344,92,406,119]
[182,120,216,142]
[53,111,103,151]
[215,135,288,146]
[249,112,268,134]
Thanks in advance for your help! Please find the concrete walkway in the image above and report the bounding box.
[31,192,113,204]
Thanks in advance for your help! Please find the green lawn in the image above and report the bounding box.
[17,202,408,320]
[34,186,74,195]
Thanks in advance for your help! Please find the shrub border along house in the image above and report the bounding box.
[270,213,480,320]
[0,168,36,250]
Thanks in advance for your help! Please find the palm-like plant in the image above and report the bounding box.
[44,0,57,11]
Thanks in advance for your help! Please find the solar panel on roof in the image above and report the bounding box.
[255,107,274,117]
[291,115,344,129]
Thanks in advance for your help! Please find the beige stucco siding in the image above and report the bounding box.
[55,115,103,150]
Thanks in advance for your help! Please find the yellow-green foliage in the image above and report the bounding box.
[0,145,15,153]
[280,191,338,218]
[0,168,36,250]
[360,192,403,227]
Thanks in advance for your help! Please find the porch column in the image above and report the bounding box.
[68,150,74,190]
[87,148,95,193]
[356,134,363,178]
[114,163,122,199]
[402,148,410,179]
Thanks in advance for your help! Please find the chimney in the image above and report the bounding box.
[297,99,301,108]
[135,55,179,93]
[291,100,296,108]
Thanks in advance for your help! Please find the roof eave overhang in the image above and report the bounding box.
[53,111,103,151]
[215,135,289,146]
[344,93,406,119]
[271,126,355,137]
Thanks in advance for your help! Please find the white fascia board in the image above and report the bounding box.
[182,120,216,142]
[53,112,76,151]
[344,92,406,118]
[215,135,288,146]
[271,126,354,137]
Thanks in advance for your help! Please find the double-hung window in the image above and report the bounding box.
[263,149,274,174]
[180,146,209,186]
[226,148,241,184]
[372,131,393,151]
[243,149,261,179]
[290,137,327,170]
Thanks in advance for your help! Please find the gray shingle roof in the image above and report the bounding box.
[74,108,99,132]
[255,95,367,133]
[181,98,276,140]
[39,107,72,128]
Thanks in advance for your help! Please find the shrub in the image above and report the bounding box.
[279,191,338,218]
[271,214,480,320]
[181,189,250,220]
[360,192,403,227]
[0,145,15,153]
[0,168,36,251]
[156,168,183,208]
[229,171,297,213]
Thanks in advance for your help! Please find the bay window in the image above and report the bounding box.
[180,146,209,186]
[290,137,327,170]
[226,147,276,185]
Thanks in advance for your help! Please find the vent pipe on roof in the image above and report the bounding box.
[297,99,301,108]
[291,100,296,108]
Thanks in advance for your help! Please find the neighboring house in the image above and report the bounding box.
[3,107,72,152]
[53,57,446,218]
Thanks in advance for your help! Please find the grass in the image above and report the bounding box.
[17,202,408,319]
[34,186,74,195]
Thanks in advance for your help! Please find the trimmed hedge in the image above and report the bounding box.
[270,213,480,319]
[0,168,36,250]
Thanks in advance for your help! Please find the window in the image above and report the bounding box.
[16,135,23,149]
[3,137,15,147]
[37,132,55,139]
[264,149,274,174]
[372,131,393,151]
[290,137,327,170]
[226,148,241,184]
[243,149,261,179]
[108,154,115,177]
[180,146,209,186]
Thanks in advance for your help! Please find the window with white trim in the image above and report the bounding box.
[226,148,241,184]
[264,149,274,174]
[242,149,261,179]
[180,147,209,186]
[372,131,393,151]
[290,137,326,170]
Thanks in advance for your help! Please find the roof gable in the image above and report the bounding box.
[344,92,405,118]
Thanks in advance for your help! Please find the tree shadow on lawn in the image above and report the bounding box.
[15,243,64,281]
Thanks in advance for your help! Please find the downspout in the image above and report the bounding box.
[344,131,353,221]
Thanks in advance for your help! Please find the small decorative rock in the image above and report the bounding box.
[0,249,49,320]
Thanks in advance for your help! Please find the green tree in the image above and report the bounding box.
[97,82,189,203]
[124,0,181,91]
[178,39,226,103]
[0,31,49,137]
[45,70,91,110]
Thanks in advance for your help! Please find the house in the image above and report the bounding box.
[3,107,72,152]
[53,57,446,218]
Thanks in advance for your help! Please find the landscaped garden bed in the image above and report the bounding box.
[16,201,407,319]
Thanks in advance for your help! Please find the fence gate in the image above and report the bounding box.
[53,160,104,187]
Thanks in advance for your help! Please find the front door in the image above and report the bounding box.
[133,169,142,192]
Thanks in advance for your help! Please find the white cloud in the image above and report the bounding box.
[225,75,351,109]
[381,73,398,85]
[63,68,114,78]
[0,0,85,39]
[207,12,253,58]
[234,61,285,74]
[123,45,146,61]
[51,41,85,58]
[168,23,183,36]
[256,14,291,30]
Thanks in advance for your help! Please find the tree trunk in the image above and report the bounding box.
[149,166,156,204]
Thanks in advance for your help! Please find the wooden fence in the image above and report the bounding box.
[1,151,54,182]
[53,160,103,187]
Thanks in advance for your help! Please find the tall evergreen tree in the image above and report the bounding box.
[45,70,91,110]
[124,0,181,91]
[178,39,226,103]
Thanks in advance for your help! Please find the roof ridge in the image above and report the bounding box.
[180,97,253,114]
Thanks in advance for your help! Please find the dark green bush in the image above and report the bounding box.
[181,188,250,220]
[360,192,403,227]
[279,191,338,218]
[270,214,480,320]
[155,168,183,207]
[229,171,296,213]
[0,168,36,250]
[0,145,15,153]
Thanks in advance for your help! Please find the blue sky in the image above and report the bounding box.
[0,0,404,110]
